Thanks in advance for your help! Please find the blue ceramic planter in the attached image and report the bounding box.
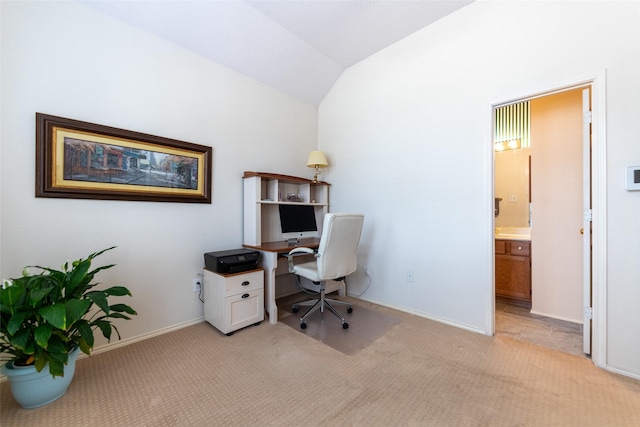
[1,348,80,409]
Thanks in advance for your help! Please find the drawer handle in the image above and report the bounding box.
[517,246,523,250]
[242,293,250,299]
[242,281,250,286]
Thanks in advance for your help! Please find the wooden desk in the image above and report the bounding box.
[243,238,320,324]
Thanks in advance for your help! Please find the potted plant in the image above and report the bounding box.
[0,246,136,408]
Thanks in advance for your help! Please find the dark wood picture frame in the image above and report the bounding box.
[36,113,212,203]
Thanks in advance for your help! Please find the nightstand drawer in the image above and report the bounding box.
[223,269,263,296]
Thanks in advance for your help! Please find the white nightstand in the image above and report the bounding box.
[203,268,264,335]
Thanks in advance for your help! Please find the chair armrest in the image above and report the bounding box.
[286,247,316,272]
[287,247,316,257]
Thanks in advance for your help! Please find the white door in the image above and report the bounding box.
[530,89,585,326]
[582,88,592,355]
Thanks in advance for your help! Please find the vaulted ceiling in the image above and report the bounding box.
[80,1,474,105]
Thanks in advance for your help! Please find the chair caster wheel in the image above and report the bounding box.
[300,322,307,329]
[342,322,349,329]
[292,306,299,313]
[347,307,353,313]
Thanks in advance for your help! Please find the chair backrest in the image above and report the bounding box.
[315,213,364,280]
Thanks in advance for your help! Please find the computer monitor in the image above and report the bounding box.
[278,204,318,242]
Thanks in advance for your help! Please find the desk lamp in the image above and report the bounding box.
[307,151,328,183]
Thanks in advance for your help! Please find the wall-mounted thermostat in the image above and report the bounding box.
[625,166,640,191]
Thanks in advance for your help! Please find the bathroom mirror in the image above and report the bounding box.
[494,147,531,227]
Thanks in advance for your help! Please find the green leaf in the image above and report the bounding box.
[48,359,64,377]
[88,246,117,260]
[48,348,69,364]
[65,299,91,327]
[34,354,48,372]
[102,286,132,297]
[10,328,31,351]
[78,338,92,355]
[1,283,25,308]
[104,313,132,320]
[7,311,28,335]
[87,264,116,278]
[109,324,123,341]
[65,258,91,295]
[110,304,137,315]
[46,335,68,354]
[74,320,94,349]
[39,303,66,329]
[27,285,55,307]
[34,324,53,349]
[94,319,112,340]
[85,291,109,315]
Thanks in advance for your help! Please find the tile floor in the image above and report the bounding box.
[495,300,587,357]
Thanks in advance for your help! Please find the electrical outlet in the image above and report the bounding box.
[406,270,414,282]
[192,278,201,293]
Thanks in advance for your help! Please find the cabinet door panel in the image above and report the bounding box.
[227,290,264,330]
[495,254,531,300]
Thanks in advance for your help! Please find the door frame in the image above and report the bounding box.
[489,71,607,367]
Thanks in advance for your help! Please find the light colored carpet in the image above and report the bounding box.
[2,298,639,426]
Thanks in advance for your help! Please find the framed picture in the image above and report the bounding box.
[36,113,212,203]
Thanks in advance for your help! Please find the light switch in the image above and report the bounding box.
[625,166,640,190]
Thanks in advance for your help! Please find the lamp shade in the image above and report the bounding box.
[307,151,328,168]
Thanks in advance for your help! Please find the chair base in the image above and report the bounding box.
[292,288,352,329]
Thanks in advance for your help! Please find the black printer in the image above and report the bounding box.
[204,249,260,274]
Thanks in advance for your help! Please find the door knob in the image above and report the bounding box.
[580,228,584,235]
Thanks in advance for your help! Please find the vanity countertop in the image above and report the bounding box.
[495,234,531,241]
[494,227,531,241]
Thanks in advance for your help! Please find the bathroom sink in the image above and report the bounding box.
[495,227,531,241]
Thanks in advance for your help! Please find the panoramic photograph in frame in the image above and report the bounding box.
[36,113,212,203]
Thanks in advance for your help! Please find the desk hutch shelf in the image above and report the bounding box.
[242,172,330,324]
[243,172,330,246]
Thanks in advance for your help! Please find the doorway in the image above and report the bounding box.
[493,84,595,357]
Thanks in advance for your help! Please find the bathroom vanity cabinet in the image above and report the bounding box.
[495,239,531,307]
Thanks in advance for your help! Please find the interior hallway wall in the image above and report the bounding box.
[0,1,317,348]
[319,1,640,377]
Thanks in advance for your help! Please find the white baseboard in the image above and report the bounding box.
[605,365,640,380]
[85,317,206,358]
[529,309,582,325]
[352,294,486,335]
[1,317,205,383]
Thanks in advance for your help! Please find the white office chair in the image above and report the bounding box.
[286,213,364,329]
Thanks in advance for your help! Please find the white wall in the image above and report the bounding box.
[0,1,317,348]
[319,0,640,377]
